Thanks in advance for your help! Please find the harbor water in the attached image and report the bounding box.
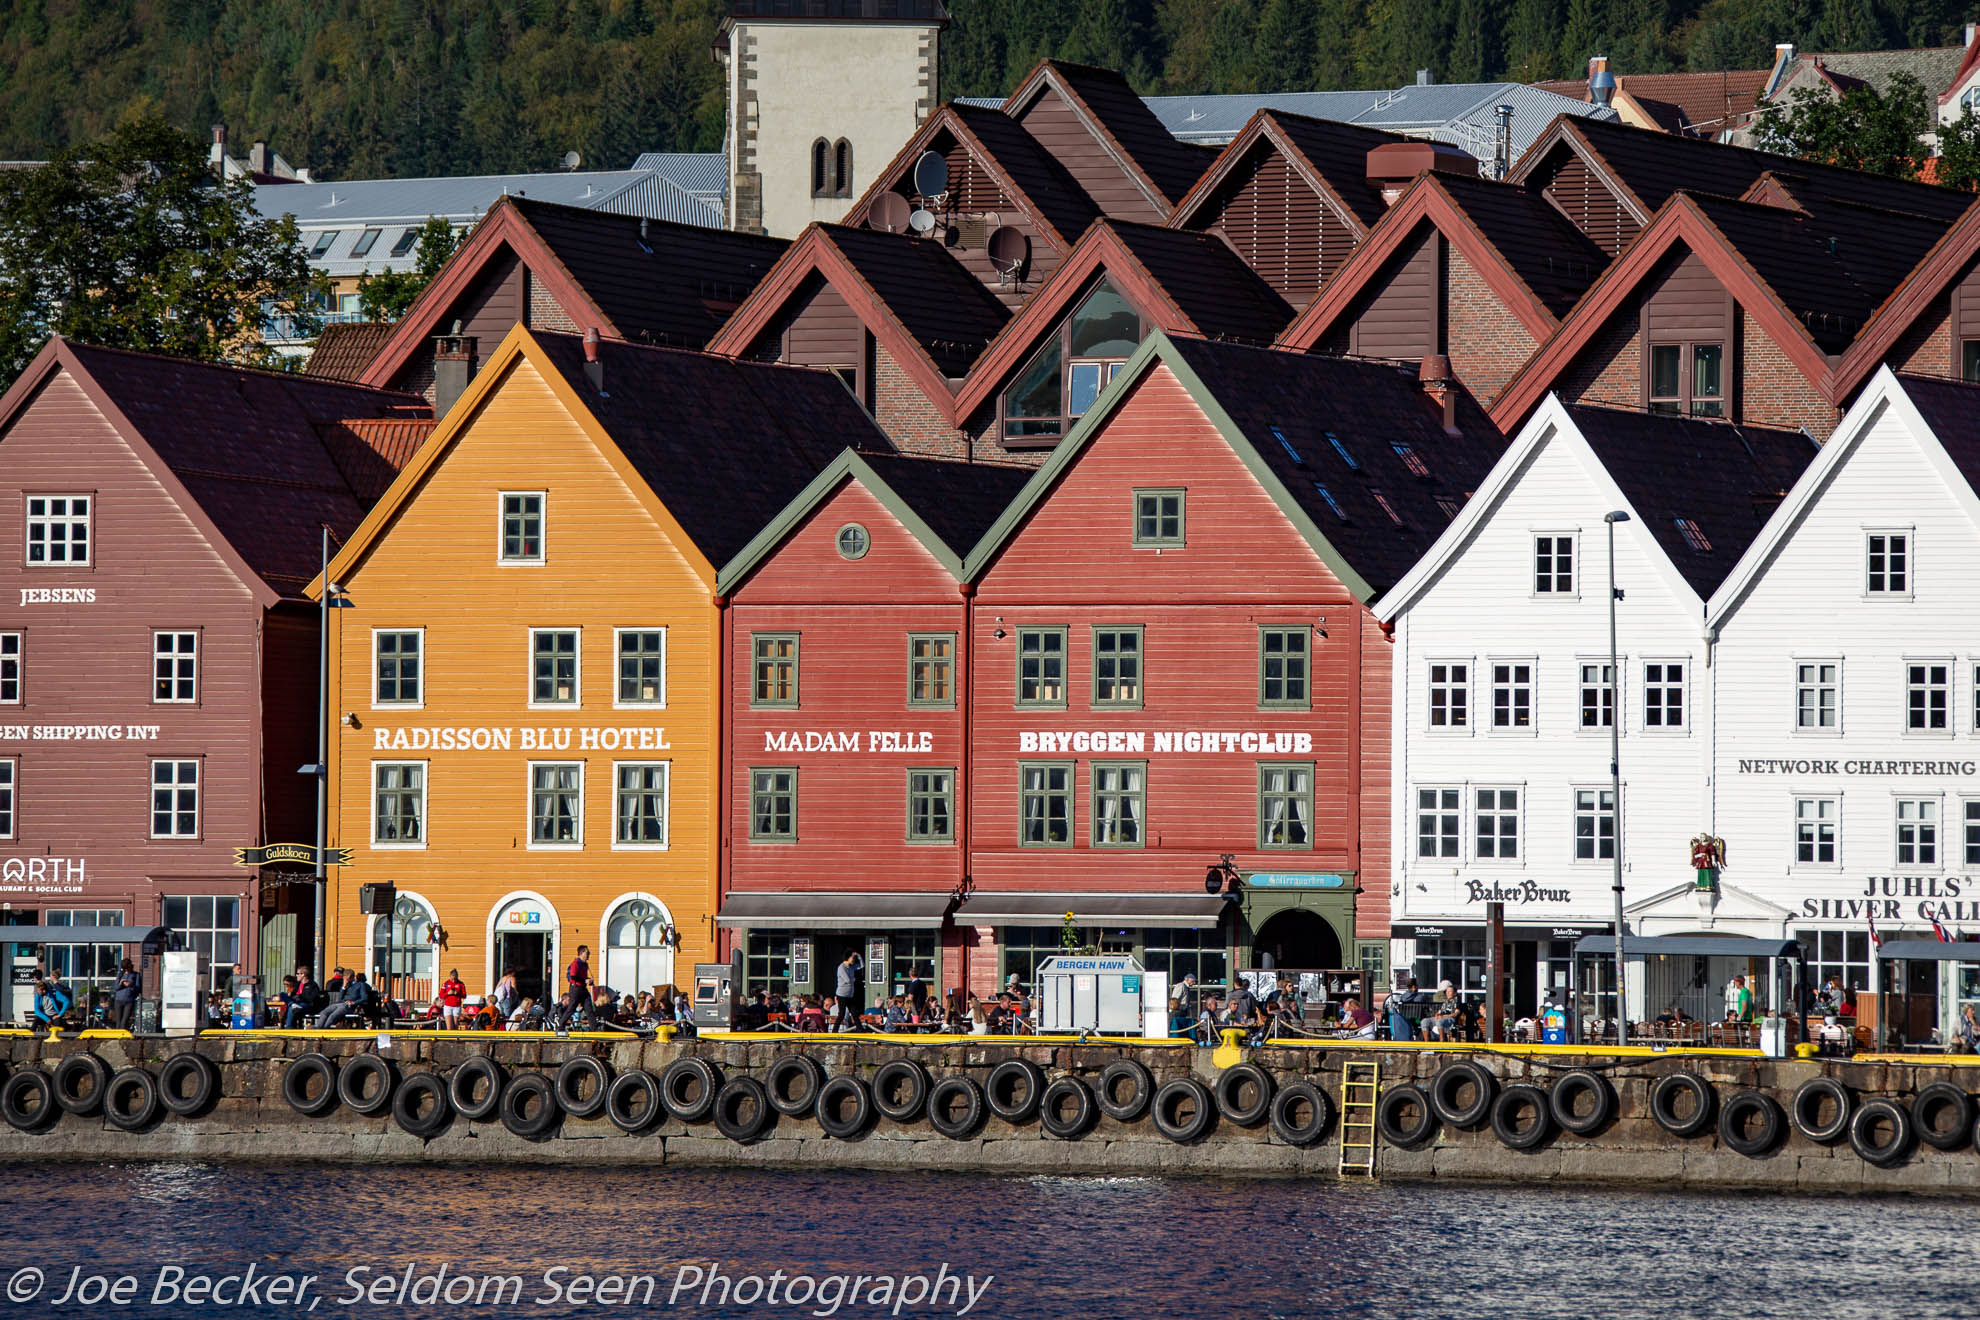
[0,1162,1971,1319]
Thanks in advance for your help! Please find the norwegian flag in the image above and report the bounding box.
[1931,916,1952,943]
[1868,912,1883,950]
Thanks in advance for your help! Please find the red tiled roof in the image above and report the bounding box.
[1537,70,1769,137]
[317,416,438,503]
[304,321,393,381]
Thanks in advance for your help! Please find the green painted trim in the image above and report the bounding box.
[1255,760,1317,851]
[904,765,957,844]
[746,765,799,842]
[1257,624,1313,711]
[1089,759,1148,850]
[1016,760,1075,848]
[1014,625,1069,709]
[749,631,801,709]
[905,632,958,709]
[1090,624,1144,709]
[1130,487,1186,548]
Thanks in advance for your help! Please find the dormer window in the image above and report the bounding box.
[1002,278,1143,445]
[1648,342,1724,417]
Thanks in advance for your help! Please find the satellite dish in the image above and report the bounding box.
[908,208,936,235]
[562,150,581,171]
[912,151,950,199]
[870,192,912,233]
[987,225,1029,276]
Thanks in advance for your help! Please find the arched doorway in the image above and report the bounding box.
[370,891,437,1003]
[487,892,560,1004]
[600,893,676,997]
[1252,908,1342,970]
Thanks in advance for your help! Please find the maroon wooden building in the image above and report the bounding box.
[0,339,427,1009]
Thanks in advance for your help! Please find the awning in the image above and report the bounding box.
[1876,939,1980,962]
[714,893,952,931]
[1575,935,1802,960]
[955,892,1229,929]
[0,925,170,954]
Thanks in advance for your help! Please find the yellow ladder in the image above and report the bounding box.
[1338,1059,1380,1177]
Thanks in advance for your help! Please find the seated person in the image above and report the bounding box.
[1194,995,1224,1043]
[507,996,541,1029]
[1339,997,1377,1039]
[1423,981,1462,1041]
[796,997,828,1032]
[1386,978,1427,1040]
[739,991,770,1031]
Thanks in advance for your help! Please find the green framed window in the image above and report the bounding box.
[1092,626,1143,707]
[745,932,792,996]
[1091,761,1145,848]
[530,629,579,705]
[616,629,666,705]
[1144,928,1227,993]
[1259,627,1310,709]
[374,630,422,706]
[750,767,797,841]
[752,633,799,707]
[614,763,669,846]
[1016,627,1067,707]
[908,633,955,707]
[907,768,955,843]
[500,492,544,562]
[1000,926,1064,988]
[1133,489,1184,547]
[1258,762,1313,849]
[889,931,937,985]
[1019,762,1072,846]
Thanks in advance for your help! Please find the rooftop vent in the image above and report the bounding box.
[1365,141,1478,205]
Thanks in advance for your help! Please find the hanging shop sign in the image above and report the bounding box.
[761,730,935,754]
[1017,730,1315,755]
[1245,872,1349,890]
[499,899,554,928]
[370,725,671,752]
[233,843,352,868]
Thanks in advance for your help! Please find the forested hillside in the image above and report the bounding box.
[0,0,1972,180]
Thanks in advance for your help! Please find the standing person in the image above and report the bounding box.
[492,968,521,1021]
[438,968,467,1029]
[110,958,141,1031]
[567,945,593,1013]
[1169,973,1198,1033]
[835,948,864,1024]
[1725,974,1754,1022]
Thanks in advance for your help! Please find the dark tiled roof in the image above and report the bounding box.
[318,416,438,503]
[1897,374,1980,482]
[1435,173,1607,317]
[819,224,1012,374]
[860,452,1032,557]
[529,333,890,565]
[1104,221,1294,344]
[1568,404,1816,594]
[511,196,788,349]
[1259,110,1412,229]
[304,321,393,381]
[1034,61,1218,207]
[63,341,428,595]
[1162,336,1507,595]
[1536,70,1769,137]
[950,102,1102,243]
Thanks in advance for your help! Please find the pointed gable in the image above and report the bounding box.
[1002,61,1215,222]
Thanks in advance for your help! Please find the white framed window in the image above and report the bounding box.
[149,759,199,838]
[25,495,91,565]
[1415,787,1461,860]
[499,492,545,563]
[1474,787,1521,860]
[1641,660,1685,731]
[1896,797,1939,867]
[1533,533,1575,596]
[1428,661,1470,730]
[1964,798,1980,868]
[0,759,13,839]
[1794,796,1838,866]
[613,762,669,848]
[529,629,580,706]
[0,632,18,704]
[1905,660,1951,734]
[1865,529,1909,596]
[529,762,583,847]
[614,628,667,707]
[1578,662,1616,730]
[372,762,426,847]
[1573,787,1616,861]
[151,631,197,703]
[373,629,423,707]
[1972,663,1980,733]
[1489,659,1534,732]
[1795,660,1840,733]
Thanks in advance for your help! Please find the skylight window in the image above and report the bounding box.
[1392,440,1429,478]
[1370,489,1403,526]
[1327,432,1357,470]
[308,230,339,257]
[1435,496,1461,521]
[1271,425,1304,465]
[388,228,419,257]
[1675,517,1712,552]
[1313,483,1346,520]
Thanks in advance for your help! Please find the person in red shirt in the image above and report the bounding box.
[567,945,593,1017]
[438,968,467,1029]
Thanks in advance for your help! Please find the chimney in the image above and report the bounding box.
[1967,23,1977,49]
[249,140,269,175]
[583,327,606,396]
[1765,43,1798,98]
[209,122,227,176]
[1365,141,1477,205]
[1588,55,1617,107]
[1415,68,1433,87]
[432,332,477,418]
[1418,354,1460,436]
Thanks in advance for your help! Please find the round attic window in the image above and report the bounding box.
[836,523,871,561]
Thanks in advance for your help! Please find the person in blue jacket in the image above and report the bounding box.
[32,976,73,1030]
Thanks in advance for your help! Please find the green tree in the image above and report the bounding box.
[1253,0,1318,91]
[0,117,320,380]
[353,216,465,323]
[1934,108,1980,191]
[1757,73,1929,178]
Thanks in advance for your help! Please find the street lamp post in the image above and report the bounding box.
[302,529,353,985]
[1604,511,1630,1048]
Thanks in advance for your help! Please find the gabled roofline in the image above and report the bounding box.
[1487,192,1833,433]
[1168,108,1376,240]
[1371,393,1703,623]
[0,339,281,607]
[314,324,717,597]
[1704,366,1980,628]
[959,330,1374,599]
[702,224,964,411]
[716,448,977,594]
[1001,59,1176,215]
[841,102,1074,251]
[1505,115,1656,225]
[1825,198,1980,401]
[1274,172,1566,353]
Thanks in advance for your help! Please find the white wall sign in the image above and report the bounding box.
[1735,757,1977,777]
[371,726,670,752]
[18,588,95,605]
[0,725,160,741]
[0,857,86,894]
[1017,730,1314,755]
[761,730,933,753]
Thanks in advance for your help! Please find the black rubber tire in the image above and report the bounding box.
[765,1055,824,1117]
[1791,1077,1853,1144]
[985,1059,1045,1124]
[391,1072,451,1140]
[1151,1078,1216,1144]
[1719,1089,1785,1158]
[1374,1083,1437,1149]
[815,1075,873,1139]
[1214,1063,1275,1128]
[158,1054,220,1117]
[498,1072,561,1139]
[449,1057,504,1122]
[1096,1060,1153,1122]
[1430,1061,1498,1129]
[555,1056,612,1120]
[103,1068,159,1132]
[660,1057,721,1124]
[1039,1076,1097,1140]
[1549,1070,1615,1137]
[1490,1084,1555,1151]
[712,1077,773,1144]
[337,1054,397,1116]
[1911,1082,1973,1152]
[0,1070,55,1131]
[928,1076,987,1140]
[1649,1073,1717,1138]
[52,1054,110,1116]
[281,1053,340,1117]
[1849,1098,1914,1168]
[605,1070,663,1134]
[1269,1081,1335,1147]
[872,1060,930,1123]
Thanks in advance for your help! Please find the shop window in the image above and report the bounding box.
[1015,628,1066,707]
[374,630,422,705]
[530,629,579,705]
[606,898,674,995]
[1474,788,1520,860]
[1896,798,1939,867]
[529,763,582,846]
[1259,628,1309,709]
[1416,787,1460,859]
[1795,797,1838,865]
[908,634,954,707]
[1491,660,1533,730]
[1573,787,1615,861]
[1579,662,1615,729]
[1532,533,1574,595]
[1648,341,1723,416]
[1428,661,1469,729]
[1019,762,1072,846]
[25,494,90,565]
[162,895,240,992]
[1,632,20,704]
[1258,763,1313,849]
[1866,531,1909,594]
[1906,661,1950,732]
[41,909,123,992]
[373,762,425,845]
[1795,928,1872,995]
[370,894,434,992]
[616,630,666,706]
[152,632,197,703]
[1133,490,1184,547]
[1415,936,1486,1002]
[1092,627,1142,707]
[1092,762,1145,848]
[1000,278,1142,443]
[500,493,544,562]
[150,759,199,838]
[614,764,669,846]
[746,933,792,997]
[0,760,13,839]
[888,931,935,988]
[1144,928,1227,994]
[906,768,954,843]
[752,634,799,708]
[1001,926,1063,990]
[750,768,797,841]
[1795,661,1839,730]
[1642,661,1684,730]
